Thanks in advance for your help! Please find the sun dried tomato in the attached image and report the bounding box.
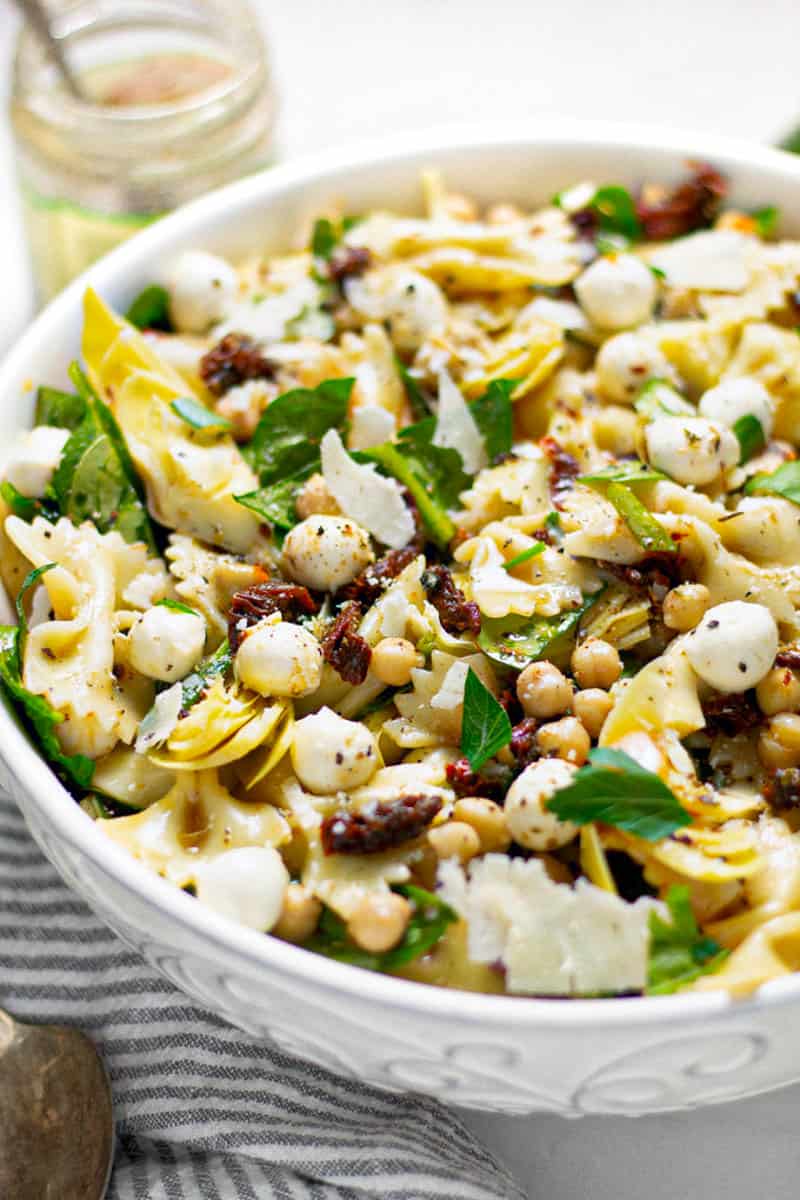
[421,564,481,636]
[540,436,580,507]
[775,647,800,670]
[701,690,761,739]
[227,582,317,651]
[339,546,418,606]
[510,717,540,768]
[600,554,683,607]
[636,162,728,241]
[321,793,442,855]
[321,601,371,685]
[327,245,371,283]
[199,332,275,397]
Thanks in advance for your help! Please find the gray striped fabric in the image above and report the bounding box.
[0,791,524,1200]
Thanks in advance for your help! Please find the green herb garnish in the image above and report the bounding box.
[605,482,676,554]
[244,378,353,484]
[752,206,779,238]
[307,885,457,971]
[177,639,232,712]
[733,413,766,465]
[460,667,512,771]
[35,385,86,431]
[578,462,665,486]
[171,395,232,433]
[546,747,691,841]
[591,185,642,241]
[311,217,339,260]
[634,379,695,420]
[504,542,546,571]
[125,284,172,331]
[744,459,800,505]
[156,597,201,618]
[647,886,729,994]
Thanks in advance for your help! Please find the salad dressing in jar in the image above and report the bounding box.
[10,0,277,301]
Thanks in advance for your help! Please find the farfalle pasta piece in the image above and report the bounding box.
[165,533,268,647]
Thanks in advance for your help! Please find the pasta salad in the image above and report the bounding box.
[4,164,800,998]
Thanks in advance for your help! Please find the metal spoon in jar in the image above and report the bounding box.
[0,1008,114,1198]
[13,0,88,100]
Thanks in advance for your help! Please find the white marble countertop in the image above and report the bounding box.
[2,2,800,1195]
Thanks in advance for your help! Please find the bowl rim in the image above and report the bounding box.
[5,117,800,1029]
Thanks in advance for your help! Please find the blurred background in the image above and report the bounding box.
[1,2,799,1197]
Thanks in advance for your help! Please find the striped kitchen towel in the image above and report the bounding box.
[0,791,524,1200]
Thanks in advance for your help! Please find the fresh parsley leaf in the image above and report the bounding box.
[470,378,514,461]
[395,355,433,419]
[733,413,766,464]
[744,459,800,505]
[752,206,779,238]
[51,363,156,551]
[170,395,232,433]
[311,217,339,260]
[478,591,602,671]
[647,886,729,994]
[244,378,354,484]
[0,624,94,789]
[504,542,546,570]
[125,284,172,331]
[178,640,232,712]
[578,462,665,485]
[307,885,457,971]
[460,667,512,771]
[634,380,695,420]
[591,185,642,241]
[35,385,86,430]
[546,747,691,841]
[604,482,677,554]
[156,597,201,617]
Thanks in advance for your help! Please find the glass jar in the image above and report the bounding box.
[11,0,278,301]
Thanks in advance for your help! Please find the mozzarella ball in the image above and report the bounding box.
[345,266,447,352]
[4,425,70,498]
[236,619,322,698]
[194,846,289,931]
[291,706,379,793]
[594,332,671,404]
[128,605,206,682]
[166,250,238,333]
[504,758,579,851]
[685,601,778,693]
[282,515,374,593]
[644,417,739,485]
[699,378,775,440]
[574,254,657,330]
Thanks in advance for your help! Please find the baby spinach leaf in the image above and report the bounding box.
[744,460,800,505]
[35,385,86,430]
[647,886,729,994]
[469,378,514,461]
[478,591,602,671]
[0,624,94,789]
[733,413,766,464]
[171,395,232,433]
[460,667,512,771]
[178,639,232,712]
[0,482,59,523]
[125,284,172,331]
[235,462,319,533]
[546,747,691,841]
[307,885,457,971]
[245,378,354,483]
[395,355,434,419]
[361,441,459,549]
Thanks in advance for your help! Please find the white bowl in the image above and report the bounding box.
[4,121,800,1118]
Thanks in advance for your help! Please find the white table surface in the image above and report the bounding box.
[2,2,800,1195]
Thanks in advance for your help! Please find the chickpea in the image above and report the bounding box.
[758,714,800,769]
[272,883,322,944]
[452,797,511,853]
[294,472,341,520]
[486,202,523,225]
[371,637,422,687]
[536,716,591,765]
[427,821,482,862]
[571,638,622,690]
[516,661,573,719]
[756,667,800,717]
[443,192,478,222]
[347,892,412,954]
[216,389,263,442]
[572,688,614,739]
[662,583,711,633]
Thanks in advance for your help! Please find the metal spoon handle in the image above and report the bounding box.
[13,0,86,100]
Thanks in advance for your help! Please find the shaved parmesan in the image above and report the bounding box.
[648,231,751,293]
[135,682,183,754]
[320,429,415,549]
[433,370,487,474]
[348,404,396,451]
[439,854,656,995]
